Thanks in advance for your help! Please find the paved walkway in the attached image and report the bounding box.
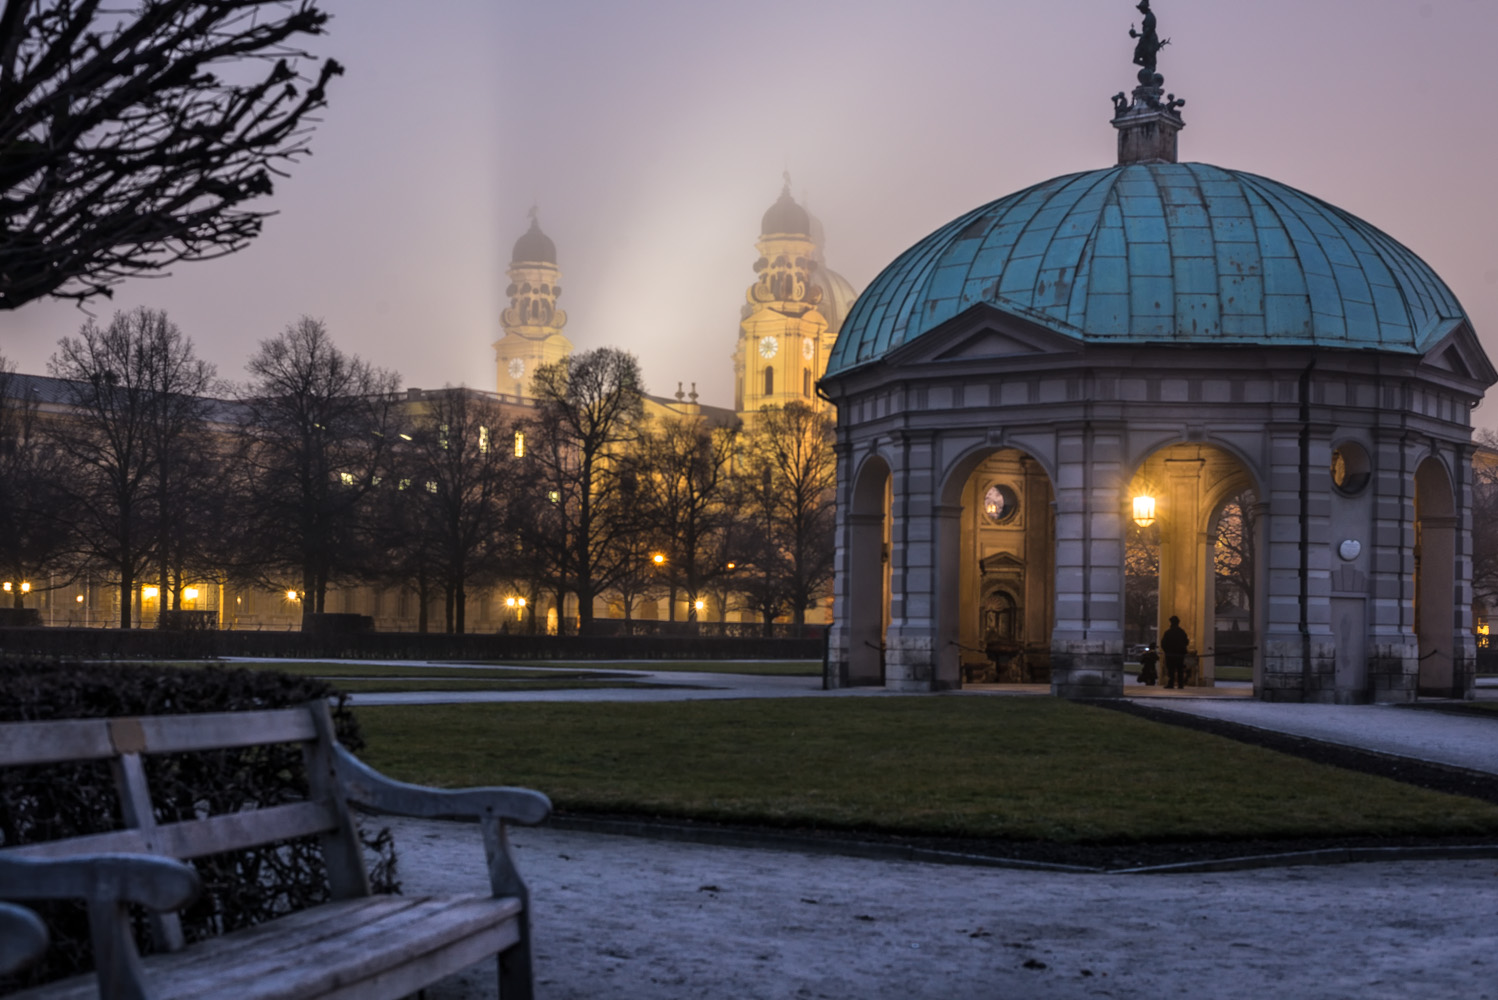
[1133,698,1498,776]
[393,817,1498,1000]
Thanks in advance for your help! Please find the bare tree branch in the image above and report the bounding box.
[0,0,342,308]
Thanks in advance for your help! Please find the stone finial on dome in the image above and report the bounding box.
[1110,0,1186,166]
[761,173,812,237]
[512,207,557,265]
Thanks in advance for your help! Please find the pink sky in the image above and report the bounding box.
[4,0,1497,426]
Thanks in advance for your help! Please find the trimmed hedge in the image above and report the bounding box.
[0,662,397,990]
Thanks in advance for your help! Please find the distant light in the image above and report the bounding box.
[286,589,300,602]
[2,582,9,592]
[518,597,527,608]
[506,597,517,608]
[142,586,159,599]
[693,599,705,612]
[183,588,199,600]
[18,582,28,594]
[725,562,736,570]
[652,553,665,566]
[75,594,85,603]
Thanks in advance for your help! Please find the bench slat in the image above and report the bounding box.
[133,709,318,755]
[0,801,336,862]
[6,895,522,1000]
[0,709,317,767]
[0,720,114,766]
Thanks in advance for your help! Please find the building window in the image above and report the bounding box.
[514,431,525,457]
[803,367,811,396]
[479,426,490,453]
[764,366,774,395]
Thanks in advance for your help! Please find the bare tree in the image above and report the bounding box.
[527,348,645,632]
[0,0,342,308]
[46,308,212,627]
[0,356,70,610]
[396,387,526,634]
[1213,490,1256,611]
[630,414,739,622]
[235,317,399,624]
[1471,433,1498,619]
[738,403,836,626]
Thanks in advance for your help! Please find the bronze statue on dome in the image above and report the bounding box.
[1129,0,1170,85]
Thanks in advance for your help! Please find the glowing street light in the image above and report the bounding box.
[19,582,29,594]
[651,553,665,566]
[75,595,84,604]
[286,589,300,602]
[1131,495,1157,528]
[693,599,705,613]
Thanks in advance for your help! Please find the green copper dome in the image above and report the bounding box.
[826,162,1468,377]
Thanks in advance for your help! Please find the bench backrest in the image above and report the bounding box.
[0,702,368,951]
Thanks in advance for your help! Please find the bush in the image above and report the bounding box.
[0,661,397,989]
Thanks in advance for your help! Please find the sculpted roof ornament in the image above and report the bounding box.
[1111,0,1185,123]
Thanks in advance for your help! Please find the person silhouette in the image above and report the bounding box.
[1160,615,1189,689]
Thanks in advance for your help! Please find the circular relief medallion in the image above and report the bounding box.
[507,358,526,379]
[982,484,1020,524]
[1338,539,1362,562]
[759,336,779,359]
[802,338,816,360]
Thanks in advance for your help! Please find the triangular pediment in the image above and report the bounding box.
[884,302,1082,369]
[1421,321,1498,388]
[980,551,1026,575]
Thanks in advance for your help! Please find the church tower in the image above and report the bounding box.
[733,177,859,420]
[494,211,573,398]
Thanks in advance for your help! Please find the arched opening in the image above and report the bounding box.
[1126,443,1260,691]
[845,455,891,686]
[943,449,1056,687]
[763,366,774,396]
[1415,457,1457,696]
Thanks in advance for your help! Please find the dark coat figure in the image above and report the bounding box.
[1137,647,1159,686]
[1160,615,1189,689]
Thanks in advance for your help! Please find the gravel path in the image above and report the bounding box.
[391,817,1498,1000]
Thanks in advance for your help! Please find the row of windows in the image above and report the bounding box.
[762,367,814,396]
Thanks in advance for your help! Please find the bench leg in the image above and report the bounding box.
[497,933,534,1000]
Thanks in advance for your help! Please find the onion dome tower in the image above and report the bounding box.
[734,174,852,418]
[494,209,572,399]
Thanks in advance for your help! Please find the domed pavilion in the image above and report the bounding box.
[820,8,1494,702]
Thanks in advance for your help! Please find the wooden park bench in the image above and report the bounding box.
[0,701,551,1000]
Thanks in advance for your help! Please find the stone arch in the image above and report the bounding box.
[936,447,1056,688]
[1415,455,1458,695]
[1126,442,1263,688]
[845,453,892,686]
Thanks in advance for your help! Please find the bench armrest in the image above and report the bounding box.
[333,745,552,826]
[0,853,199,912]
[0,903,48,976]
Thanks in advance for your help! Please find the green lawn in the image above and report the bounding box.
[354,698,1498,845]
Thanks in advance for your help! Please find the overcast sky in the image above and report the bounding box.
[4,0,1497,425]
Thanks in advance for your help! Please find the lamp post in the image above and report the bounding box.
[1132,494,1157,527]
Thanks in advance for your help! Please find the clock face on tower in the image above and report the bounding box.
[802,337,816,360]
[759,336,778,359]
[508,358,525,379]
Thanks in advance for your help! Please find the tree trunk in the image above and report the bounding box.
[120,564,133,629]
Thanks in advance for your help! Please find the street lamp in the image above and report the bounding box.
[1132,495,1157,528]
[651,552,665,567]
[285,589,300,602]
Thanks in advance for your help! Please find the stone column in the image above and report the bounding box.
[1050,423,1126,698]
[886,431,940,692]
